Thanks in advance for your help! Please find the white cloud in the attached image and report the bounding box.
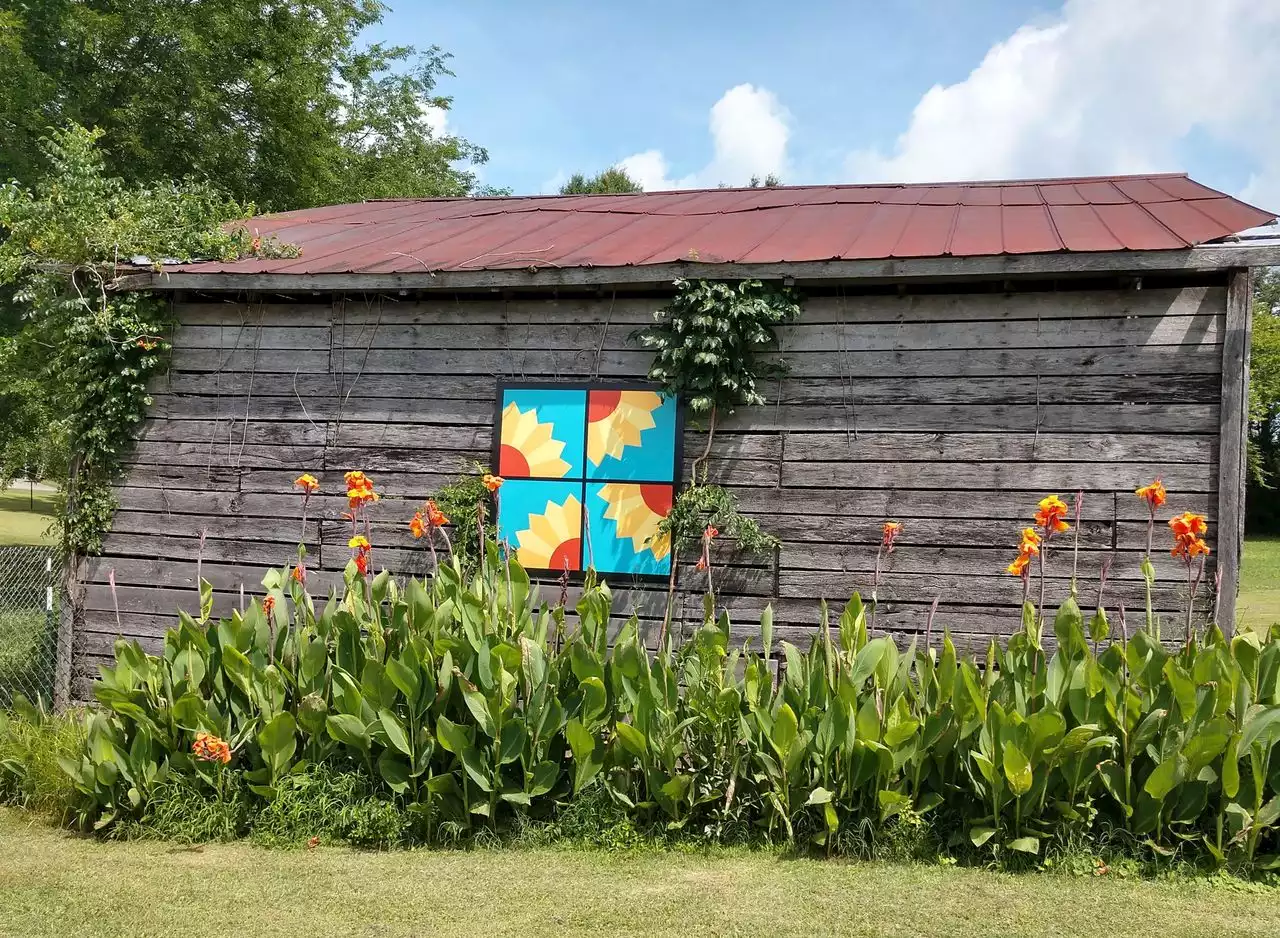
[848,0,1280,209]
[422,103,449,137]
[617,83,791,190]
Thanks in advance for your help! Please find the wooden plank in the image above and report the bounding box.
[777,460,1215,492]
[155,371,1222,405]
[1217,269,1251,634]
[733,486,1213,521]
[722,403,1220,434]
[316,314,1225,355]
[780,542,1202,583]
[780,431,1217,464]
[122,244,1280,293]
[165,344,1223,380]
[171,288,1220,330]
[779,374,1222,406]
[175,297,658,327]
[797,286,1224,324]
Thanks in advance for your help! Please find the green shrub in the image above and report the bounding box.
[41,526,1280,871]
[252,765,408,849]
[0,695,82,818]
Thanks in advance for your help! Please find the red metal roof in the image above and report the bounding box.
[170,173,1275,276]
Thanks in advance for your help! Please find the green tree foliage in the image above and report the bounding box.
[1248,268,1280,531]
[0,125,286,553]
[0,0,488,209]
[558,167,644,195]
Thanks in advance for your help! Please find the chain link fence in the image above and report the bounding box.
[0,546,59,708]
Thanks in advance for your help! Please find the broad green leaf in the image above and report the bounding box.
[1002,742,1033,797]
[771,703,799,759]
[1006,836,1040,855]
[325,713,369,751]
[1144,755,1184,802]
[378,709,411,756]
[615,722,648,758]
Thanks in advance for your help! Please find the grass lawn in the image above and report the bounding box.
[1,812,1277,938]
[1240,536,1280,631]
[0,488,57,547]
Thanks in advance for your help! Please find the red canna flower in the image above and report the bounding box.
[136,337,159,351]
[192,732,232,765]
[695,556,708,572]
[704,525,719,541]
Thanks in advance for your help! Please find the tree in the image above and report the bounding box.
[0,0,489,210]
[559,167,643,195]
[748,174,783,188]
[1248,268,1280,531]
[0,125,280,553]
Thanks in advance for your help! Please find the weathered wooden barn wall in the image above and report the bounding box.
[73,281,1226,696]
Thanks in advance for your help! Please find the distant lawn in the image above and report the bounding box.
[0,489,57,547]
[0,811,1277,938]
[1240,536,1280,631]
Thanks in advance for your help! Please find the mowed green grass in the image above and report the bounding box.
[1,812,1277,938]
[1240,536,1280,631]
[0,489,57,546]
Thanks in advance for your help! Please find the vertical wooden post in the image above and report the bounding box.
[53,554,81,710]
[1217,269,1253,635]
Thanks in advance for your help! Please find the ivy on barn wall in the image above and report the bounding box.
[0,124,296,558]
[633,278,802,613]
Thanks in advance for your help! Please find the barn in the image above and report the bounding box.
[66,173,1279,699]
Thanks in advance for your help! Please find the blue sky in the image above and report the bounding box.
[369,1,1280,211]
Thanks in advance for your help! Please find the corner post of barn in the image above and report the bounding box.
[1217,268,1253,635]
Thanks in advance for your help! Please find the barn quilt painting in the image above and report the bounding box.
[494,384,679,579]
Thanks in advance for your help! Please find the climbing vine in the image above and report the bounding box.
[0,124,296,555]
[634,278,801,618]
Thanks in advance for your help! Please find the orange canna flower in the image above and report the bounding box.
[344,471,378,510]
[263,595,275,617]
[1169,512,1211,562]
[1034,494,1070,535]
[1135,479,1167,510]
[354,551,370,576]
[292,564,306,584]
[882,521,903,551]
[695,556,708,572]
[1169,512,1208,539]
[409,512,427,539]
[192,732,232,765]
[1018,527,1041,556]
[1006,552,1032,576]
[426,499,449,528]
[483,473,504,493]
[294,473,320,494]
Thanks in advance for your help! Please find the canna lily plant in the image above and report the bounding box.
[45,471,1280,870]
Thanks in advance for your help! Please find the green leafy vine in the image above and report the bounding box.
[633,279,801,628]
[0,124,297,556]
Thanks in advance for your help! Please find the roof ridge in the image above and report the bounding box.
[361,173,1196,205]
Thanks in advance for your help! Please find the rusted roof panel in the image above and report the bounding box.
[170,173,1275,276]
